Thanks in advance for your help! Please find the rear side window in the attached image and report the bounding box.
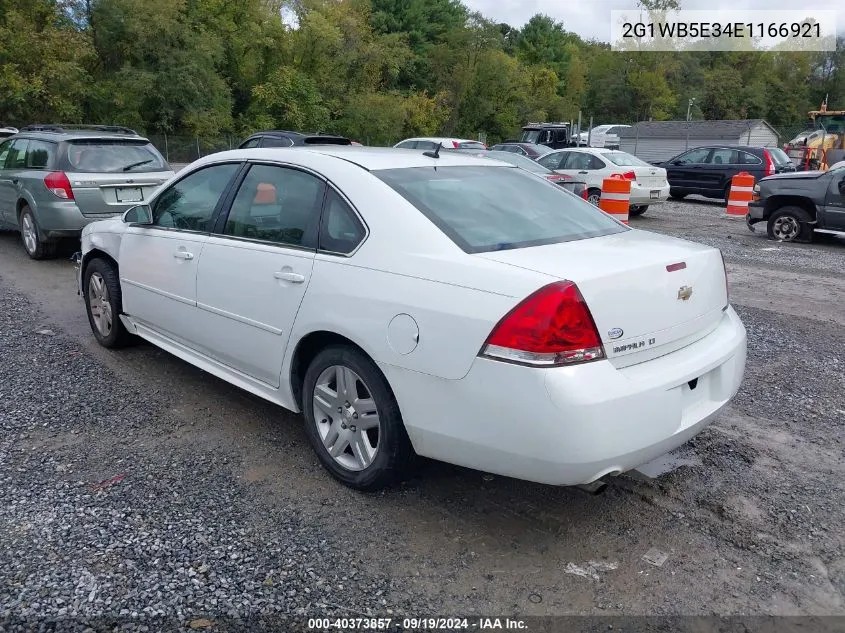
[458,141,485,149]
[738,151,762,165]
[260,136,293,148]
[395,141,417,149]
[26,140,55,169]
[537,152,565,170]
[374,165,626,254]
[65,140,167,173]
[5,139,28,168]
[604,152,651,167]
[240,138,261,149]
[319,189,366,254]
[222,164,325,248]
[709,149,737,165]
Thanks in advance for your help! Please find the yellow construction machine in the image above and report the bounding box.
[784,106,845,171]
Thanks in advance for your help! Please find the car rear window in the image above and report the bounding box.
[373,165,626,254]
[64,140,168,173]
[458,141,485,149]
[603,151,651,167]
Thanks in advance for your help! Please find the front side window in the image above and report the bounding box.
[26,140,56,169]
[222,164,325,248]
[374,165,626,254]
[153,163,241,232]
[395,140,417,149]
[564,152,602,170]
[65,140,167,173]
[319,189,365,254]
[5,139,29,168]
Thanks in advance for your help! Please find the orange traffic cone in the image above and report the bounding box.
[725,172,755,219]
[599,174,631,224]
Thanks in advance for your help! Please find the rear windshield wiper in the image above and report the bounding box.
[122,159,154,172]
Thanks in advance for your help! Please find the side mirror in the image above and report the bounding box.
[123,204,152,225]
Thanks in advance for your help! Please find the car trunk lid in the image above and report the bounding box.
[67,171,173,217]
[477,230,728,367]
[629,165,667,188]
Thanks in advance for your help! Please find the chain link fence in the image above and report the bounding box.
[146,134,240,165]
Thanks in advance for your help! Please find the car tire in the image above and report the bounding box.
[668,189,686,200]
[302,345,415,491]
[629,205,648,217]
[19,206,56,260]
[586,188,601,206]
[766,206,813,243]
[82,258,135,348]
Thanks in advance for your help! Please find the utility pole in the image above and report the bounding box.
[686,98,696,122]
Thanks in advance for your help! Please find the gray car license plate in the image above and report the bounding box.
[116,187,143,203]
[650,190,660,200]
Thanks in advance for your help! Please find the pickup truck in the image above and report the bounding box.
[747,166,845,242]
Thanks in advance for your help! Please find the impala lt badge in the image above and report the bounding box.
[677,285,693,301]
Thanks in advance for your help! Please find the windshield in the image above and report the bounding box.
[816,115,845,134]
[521,130,542,144]
[768,148,792,165]
[65,140,168,173]
[603,151,652,167]
[373,165,626,254]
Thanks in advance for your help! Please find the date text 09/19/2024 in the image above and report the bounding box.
[306,617,528,630]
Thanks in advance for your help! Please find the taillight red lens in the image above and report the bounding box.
[621,170,636,180]
[452,141,460,148]
[763,150,775,176]
[480,281,605,366]
[580,188,589,200]
[44,171,74,200]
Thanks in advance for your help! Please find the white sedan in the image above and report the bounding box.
[538,147,670,216]
[77,147,746,491]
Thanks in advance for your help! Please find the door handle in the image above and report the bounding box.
[173,250,194,260]
[578,170,589,174]
[274,271,305,283]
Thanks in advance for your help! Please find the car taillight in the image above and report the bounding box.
[621,170,636,180]
[763,150,775,176]
[452,141,460,148]
[580,188,589,200]
[479,281,605,367]
[720,250,730,306]
[44,171,74,200]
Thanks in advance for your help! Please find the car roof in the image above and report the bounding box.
[202,146,515,171]
[398,137,481,144]
[14,130,149,142]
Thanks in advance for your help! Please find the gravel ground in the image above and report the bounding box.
[0,196,844,629]
[0,287,433,632]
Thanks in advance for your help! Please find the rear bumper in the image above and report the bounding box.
[383,307,746,486]
[33,200,121,240]
[630,183,670,205]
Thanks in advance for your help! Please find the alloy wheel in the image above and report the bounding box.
[312,365,381,472]
[88,272,113,336]
[21,213,37,255]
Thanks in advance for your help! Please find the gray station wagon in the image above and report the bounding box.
[0,125,174,259]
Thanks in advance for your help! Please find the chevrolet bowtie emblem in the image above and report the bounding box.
[677,285,693,301]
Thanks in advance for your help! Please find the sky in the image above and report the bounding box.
[462,0,844,41]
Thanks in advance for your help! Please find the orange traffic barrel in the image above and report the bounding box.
[725,172,755,218]
[599,174,631,224]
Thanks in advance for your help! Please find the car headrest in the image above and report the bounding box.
[254,182,277,205]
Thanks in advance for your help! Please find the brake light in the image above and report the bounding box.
[44,171,74,200]
[763,149,775,176]
[580,188,589,200]
[452,141,460,148]
[720,250,730,306]
[621,170,637,181]
[480,281,605,366]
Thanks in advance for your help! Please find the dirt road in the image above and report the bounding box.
[1,197,843,623]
